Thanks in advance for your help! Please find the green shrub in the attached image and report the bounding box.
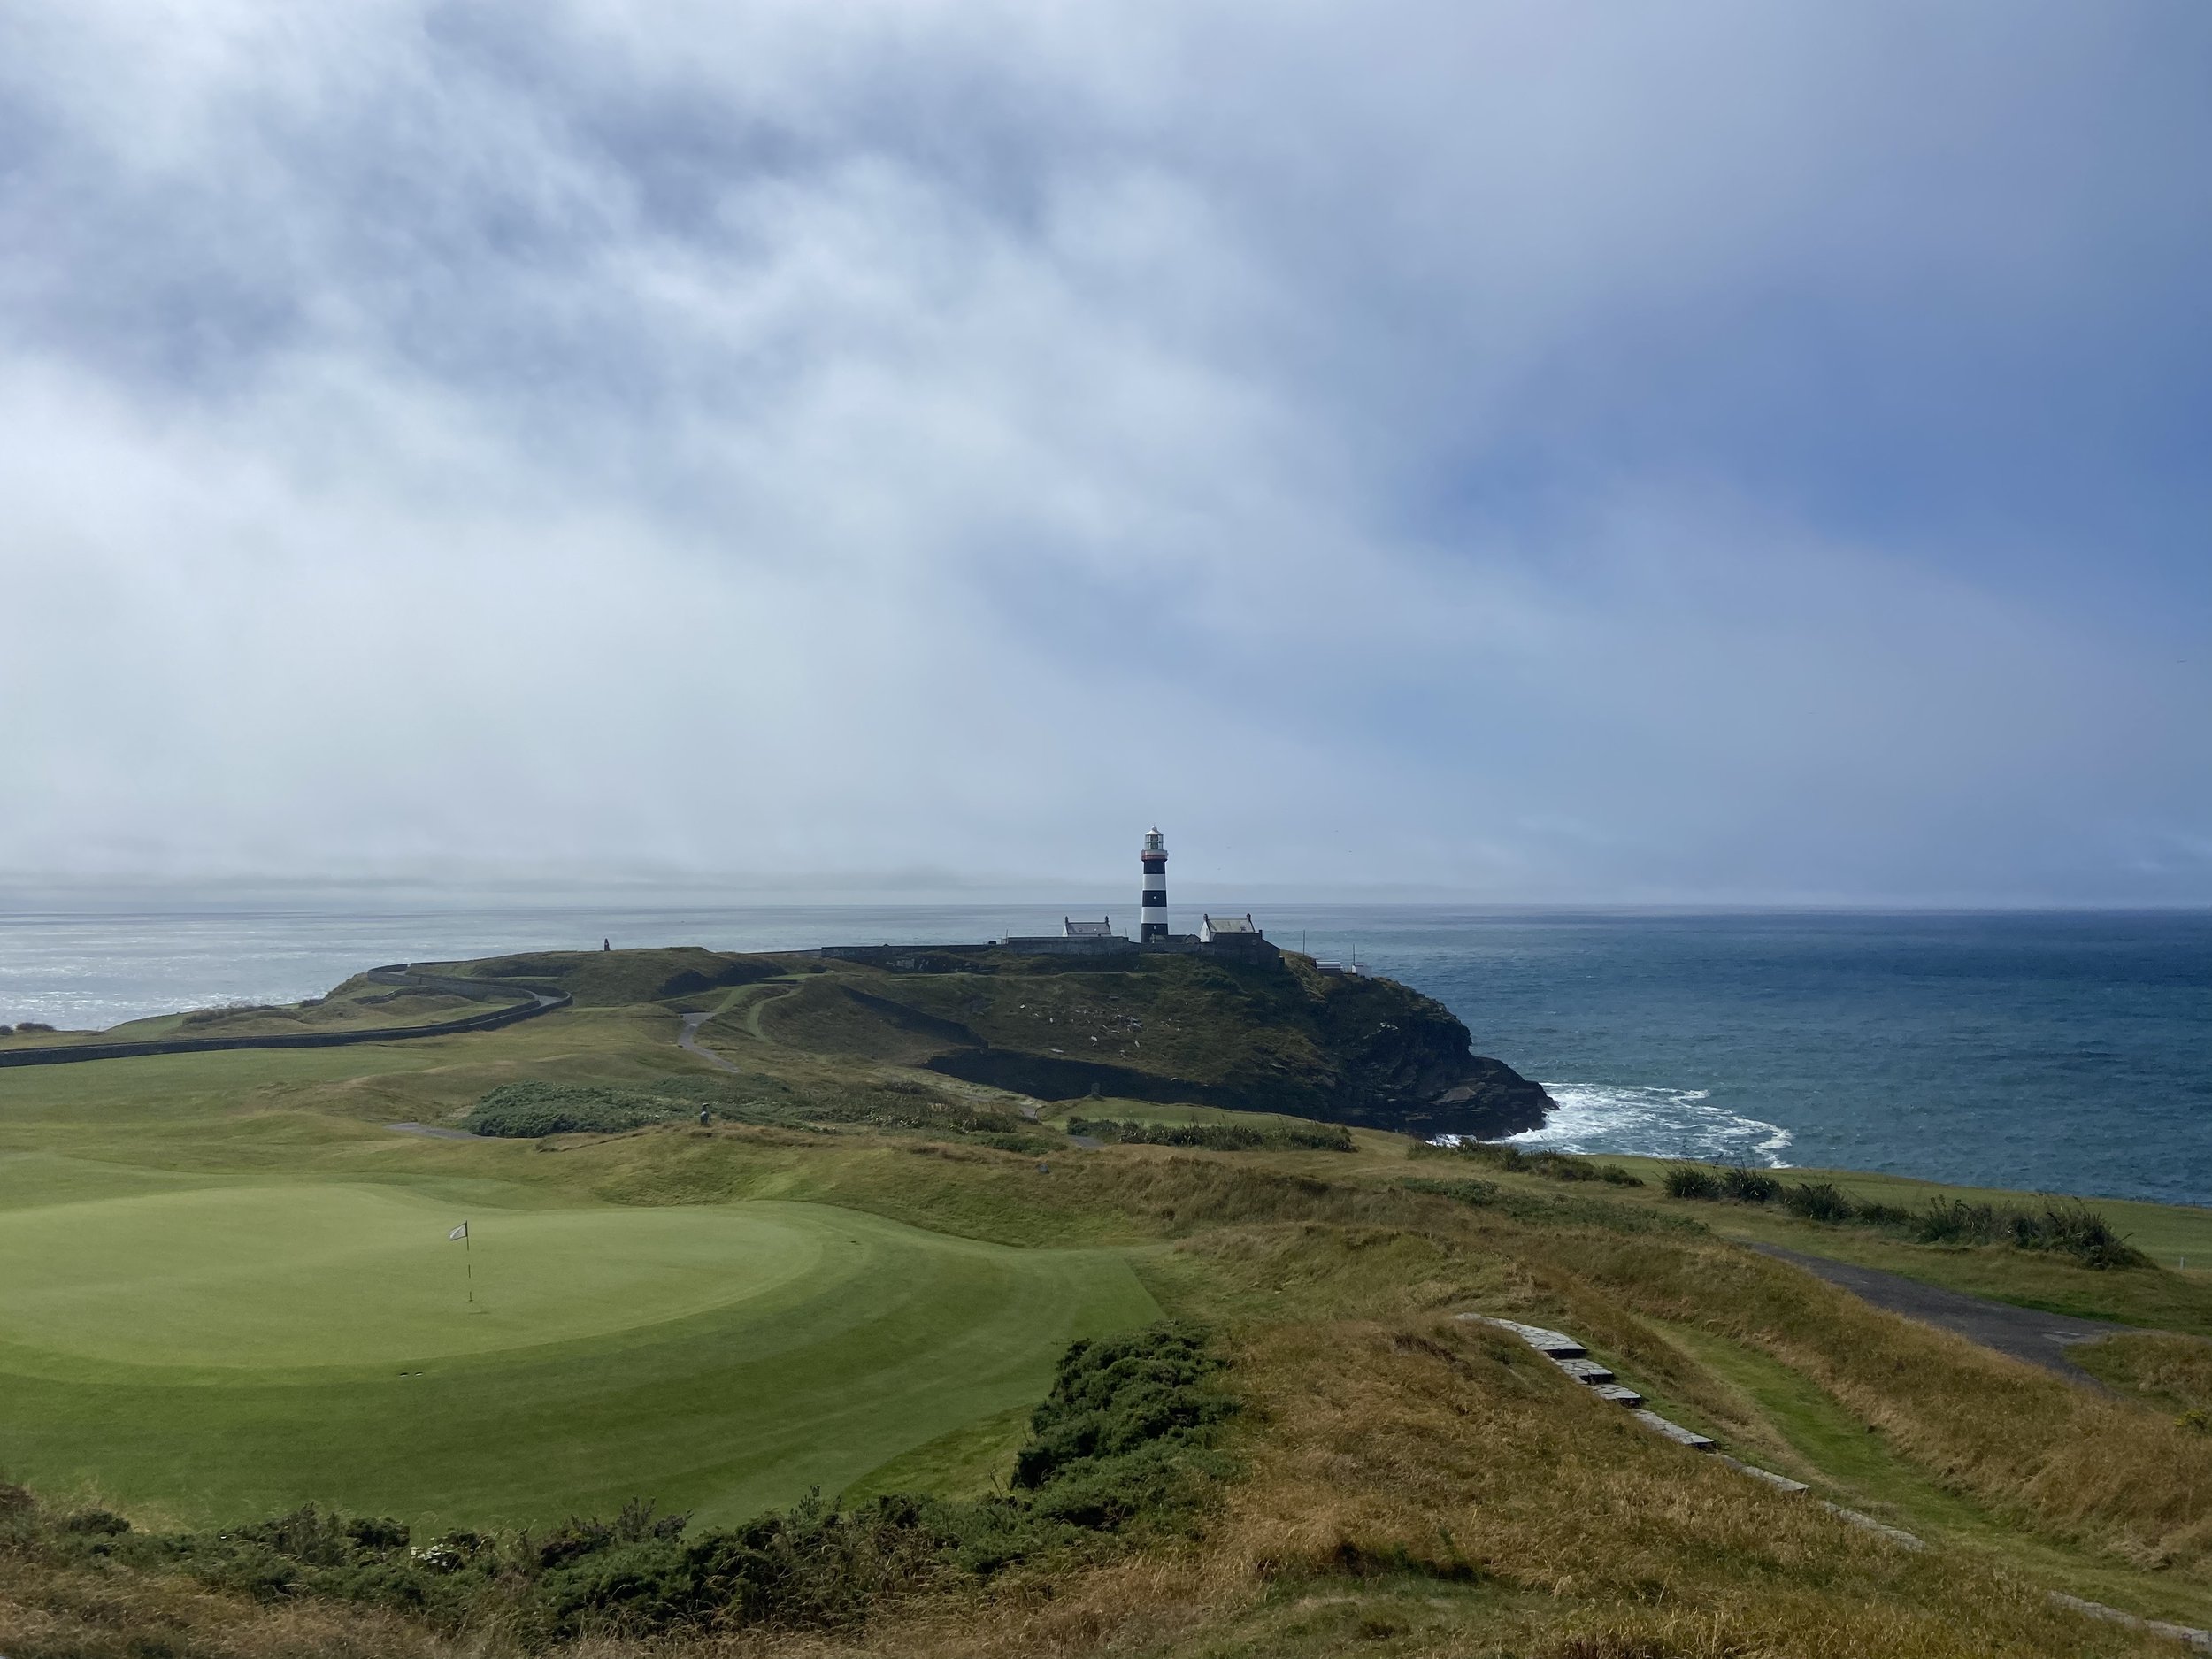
[1718,1166,1782,1203]
[343,1516,406,1550]
[1782,1181,1855,1223]
[1014,1323,1233,1501]
[461,1082,710,1138]
[1910,1196,2147,1269]
[1664,1164,1722,1199]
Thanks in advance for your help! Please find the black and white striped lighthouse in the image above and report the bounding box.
[1140,826,1169,942]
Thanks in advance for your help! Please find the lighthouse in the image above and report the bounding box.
[1140,827,1168,942]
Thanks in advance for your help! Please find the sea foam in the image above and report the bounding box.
[1502,1084,1793,1168]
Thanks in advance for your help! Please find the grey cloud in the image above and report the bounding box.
[1,1,2207,902]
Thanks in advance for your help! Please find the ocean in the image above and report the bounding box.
[2,905,2206,1206]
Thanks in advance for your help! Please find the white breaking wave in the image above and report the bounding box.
[1497,1084,1793,1168]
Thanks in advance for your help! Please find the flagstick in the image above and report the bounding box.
[465,1227,473,1303]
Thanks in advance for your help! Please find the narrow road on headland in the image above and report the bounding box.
[1747,1242,2134,1384]
[679,1010,744,1075]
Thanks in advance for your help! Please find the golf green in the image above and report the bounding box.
[0,1185,841,1367]
[0,1179,1160,1529]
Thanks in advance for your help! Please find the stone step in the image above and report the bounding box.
[2050,1593,2212,1653]
[1631,1409,1716,1451]
[1718,1455,1811,1494]
[1549,1356,1616,1384]
[1462,1315,1586,1357]
[1590,1381,1646,1407]
[1818,1502,1926,1550]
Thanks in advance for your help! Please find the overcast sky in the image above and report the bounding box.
[4,2,2208,906]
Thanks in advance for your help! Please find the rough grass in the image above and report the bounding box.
[2075,1333,2212,1418]
[457,949,792,1010]
[1065,1117,1355,1153]
[1543,1227,2212,1574]
[1411,1138,1645,1186]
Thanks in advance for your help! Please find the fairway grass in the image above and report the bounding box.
[0,1172,1159,1531]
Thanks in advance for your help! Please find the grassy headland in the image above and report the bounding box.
[0,945,2207,1657]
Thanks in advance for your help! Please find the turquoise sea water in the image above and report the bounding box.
[2,906,2205,1206]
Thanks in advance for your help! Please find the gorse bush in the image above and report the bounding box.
[461,1079,1035,1143]
[1660,1164,2150,1270]
[1411,1139,1642,1187]
[1067,1117,1355,1153]
[16,1323,1235,1644]
[1012,1323,1236,1525]
[461,1082,710,1137]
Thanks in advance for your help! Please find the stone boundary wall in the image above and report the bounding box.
[996,936,1141,957]
[819,938,1224,967]
[818,944,995,968]
[0,966,571,1070]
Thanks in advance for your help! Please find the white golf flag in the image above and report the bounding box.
[449,1223,468,1240]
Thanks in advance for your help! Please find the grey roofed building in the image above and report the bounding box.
[1063,917,1117,938]
[1201,913,1259,941]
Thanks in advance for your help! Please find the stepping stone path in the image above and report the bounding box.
[1460,1315,1872,1513]
[1460,1312,2212,1649]
[1463,1317,1693,1443]
[1719,1455,1810,1495]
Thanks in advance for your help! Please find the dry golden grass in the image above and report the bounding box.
[1202,1310,2186,1656]
[1541,1229,2212,1572]
[0,1552,465,1658]
[2076,1333,2212,1417]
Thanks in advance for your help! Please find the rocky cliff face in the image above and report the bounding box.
[810,948,1550,1141]
[1303,968,1553,1139]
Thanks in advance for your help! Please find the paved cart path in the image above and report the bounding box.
[1747,1242,2135,1383]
